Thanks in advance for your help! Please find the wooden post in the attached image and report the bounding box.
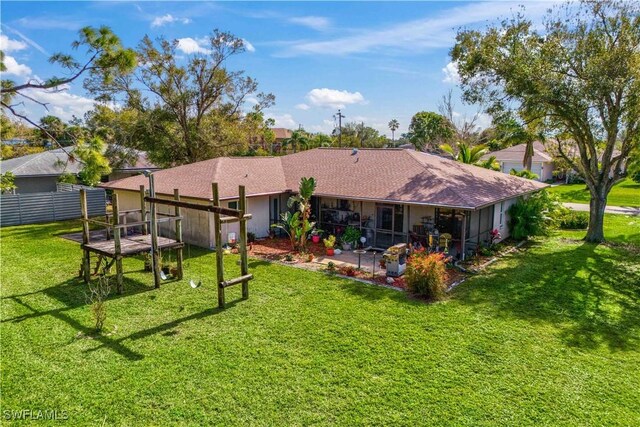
[139,185,148,235]
[112,193,124,294]
[80,189,91,283]
[213,183,225,308]
[174,188,183,280]
[460,211,467,261]
[239,185,249,299]
[149,174,161,288]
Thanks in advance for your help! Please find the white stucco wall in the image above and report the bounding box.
[501,161,553,182]
[216,195,271,245]
[491,198,518,241]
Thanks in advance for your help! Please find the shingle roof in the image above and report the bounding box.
[102,148,546,209]
[0,148,83,177]
[481,141,553,163]
[272,128,292,140]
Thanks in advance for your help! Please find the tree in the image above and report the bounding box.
[1,172,17,194]
[1,27,136,150]
[282,130,309,153]
[97,30,275,166]
[339,122,387,148]
[388,119,400,145]
[440,141,499,170]
[74,137,112,186]
[406,111,454,151]
[451,0,640,242]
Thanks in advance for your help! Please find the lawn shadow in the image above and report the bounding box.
[1,275,161,361]
[456,240,640,351]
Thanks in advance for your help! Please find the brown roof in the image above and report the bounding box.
[481,141,553,163]
[272,128,292,140]
[102,148,546,209]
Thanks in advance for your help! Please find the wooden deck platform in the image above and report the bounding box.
[83,235,183,257]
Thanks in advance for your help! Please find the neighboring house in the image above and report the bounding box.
[272,128,292,143]
[481,142,555,182]
[107,151,160,181]
[103,148,546,259]
[0,148,82,193]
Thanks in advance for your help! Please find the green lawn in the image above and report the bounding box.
[549,178,640,207]
[1,219,639,425]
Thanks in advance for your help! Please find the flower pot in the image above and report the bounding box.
[326,248,335,256]
[342,243,352,251]
[312,235,321,243]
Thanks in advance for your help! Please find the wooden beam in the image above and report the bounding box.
[140,185,148,235]
[213,183,225,308]
[220,213,253,223]
[112,193,124,294]
[174,188,183,280]
[239,185,249,299]
[80,189,91,284]
[144,196,243,218]
[220,274,253,288]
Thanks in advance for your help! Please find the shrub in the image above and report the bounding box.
[341,226,362,245]
[558,211,589,229]
[86,274,111,332]
[510,168,539,180]
[326,261,336,273]
[508,190,564,240]
[247,232,256,243]
[340,266,357,276]
[405,252,448,300]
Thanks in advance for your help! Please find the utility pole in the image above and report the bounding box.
[334,109,345,147]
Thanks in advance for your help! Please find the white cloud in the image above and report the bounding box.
[280,1,554,56]
[176,37,211,55]
[306,88,366,109]
[2,55,31,76]
[20,85,96,122]
[266,113,297,129]
[442,61,461,84]
[242,39,256,53]
[295,103,310,111]
[151,14,191,28]
[475,113,492,130]
[0,34,27,52]
[289,16,331,31]
[1,25,48,55]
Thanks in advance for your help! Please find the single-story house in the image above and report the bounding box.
[0,148,83,193]
[481,142,555,182]
[102,148,546,259]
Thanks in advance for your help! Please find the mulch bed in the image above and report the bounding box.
[249,237,326,261]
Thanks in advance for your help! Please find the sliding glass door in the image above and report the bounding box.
[374,204,405,248]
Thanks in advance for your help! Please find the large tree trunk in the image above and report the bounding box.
[585,191,607,243]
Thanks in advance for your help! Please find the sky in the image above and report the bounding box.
[1,1,557,137]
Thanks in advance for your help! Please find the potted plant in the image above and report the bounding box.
[323,234,336,256]
[311,229,323,244]
[341,226,361,251]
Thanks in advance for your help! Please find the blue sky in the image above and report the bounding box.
[1,1,555,136]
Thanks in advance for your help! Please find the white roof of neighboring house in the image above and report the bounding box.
[0,148,82,177]
[481,142,553,163]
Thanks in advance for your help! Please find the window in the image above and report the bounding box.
[228,201,238,210]
[499,202,504,228]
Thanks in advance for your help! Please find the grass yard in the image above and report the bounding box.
[1,218,639,425]
[549,178,640,207]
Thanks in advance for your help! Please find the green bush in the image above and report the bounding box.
[405,252,448,300]
[558,211,589,229]
[508,190,564,240]
[341,226,362,244]
[510,168,539,180]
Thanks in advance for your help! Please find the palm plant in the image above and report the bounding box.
[272,177,317,251]
[440,142,489,165]
[282,130,309,153]
[388,119,399,145]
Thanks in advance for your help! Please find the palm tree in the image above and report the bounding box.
[388,119,399,146]
[282,130,309,153]
[440,142,496,169]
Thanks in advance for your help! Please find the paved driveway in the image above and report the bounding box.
[564,203,640,216]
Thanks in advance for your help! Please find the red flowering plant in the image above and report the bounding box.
[489,229,501,245]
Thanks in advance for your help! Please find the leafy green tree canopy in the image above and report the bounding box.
[451,0,640,242]
[406,111,454,151]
